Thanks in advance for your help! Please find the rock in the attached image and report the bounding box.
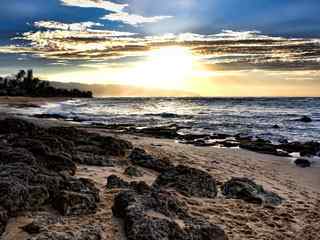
[280,141,320,156]
[124,166,143,177]
[222,177,283,206]
[53,191,98,216]
[112,187,227,240]
[0,207,8,236]
[40,153,77,176]
[22,212,63,234]
[129,148,174,172]
[28,225,102,240]
[134,125,180,139]
[272,124,280,129]
[296,116,312,123]
[294,158,311,168]
[0,118,38,135]
[106,175,131,189]
[240,139,289,157]
[33,114,68,120]
[154,165,218,198]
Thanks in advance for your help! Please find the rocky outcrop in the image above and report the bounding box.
[0,118,137,236]
[106,175,131,189]
[0,207,8,236]
[154,165,218,198]
[296,116,312,123]
[124,165,143,177]
[294,158,311,168]
[239,139,289,157]
[112,186,228,240]
[27,225,102,240]
[129,148,174,172]
[222,177,283,206]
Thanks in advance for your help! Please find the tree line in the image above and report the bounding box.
[0,70,92,98]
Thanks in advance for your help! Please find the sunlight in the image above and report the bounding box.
[126,46,195,90]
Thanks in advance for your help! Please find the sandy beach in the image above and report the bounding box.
[0,98,319,240]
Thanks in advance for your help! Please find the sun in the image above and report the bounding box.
[126,46,195,90]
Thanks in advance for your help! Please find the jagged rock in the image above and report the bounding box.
[222,177,283,206]
[0,118,38,135]
[124,166,143,177]
[280,141,320,156]
[72,152,115,166]
[154,165,218,198]
[294,158,311,168]
[53,191,98,216]
[33,114,68,120]
[296,116,312,123]
[27,225,102,240]
[0,207,8,236]
[133,125,180,139]
[129,148,174,172]
[22,212,63,234]
[240,139,289,157]
[106,175,131,189]
[112,187,227,240]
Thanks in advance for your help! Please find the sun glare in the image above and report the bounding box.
[126,46,195,90]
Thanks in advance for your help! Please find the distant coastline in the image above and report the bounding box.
[0,70,93,98]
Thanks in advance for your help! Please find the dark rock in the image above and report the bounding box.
[296,116,312,123]
[72,151,115,167]
[134,125,179,139]
[294,158,311,168]
[53,191,98,216]
[272,125,280,129]
[0,207,8,236]
[112,187,227,240]
[154,165,218,198]
[40,153,77,176]
[106,175,130,189]
[240,139,289,157]
[22,212,63,234]
[222,177,283,206]
[280,141,320,156]
[124,166,143,177]
[33,114,68,120]
[0,118,38,135]
[28,225,102,240]
[129,148,174,172]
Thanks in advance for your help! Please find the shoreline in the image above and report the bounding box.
[0,97,319,240]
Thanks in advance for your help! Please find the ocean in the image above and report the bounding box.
[8,97,320,144]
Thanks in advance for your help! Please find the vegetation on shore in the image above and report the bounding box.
[0,70,92,98]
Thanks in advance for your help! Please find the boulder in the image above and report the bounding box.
[53,191,97,216]
[154,165,218,198]
[296,116,312,123]
[240,139,289,157]
[0,207,8,236]
[280,141,320,156]
[27,225,102,240]
[222,177,283,206]
[0,118,38,135]
[294,158,311,168]
[124,166,143,177]
[112,186,227,240]
[106,175,131,189]
[129,148,174,172]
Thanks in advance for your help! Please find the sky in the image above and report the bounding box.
[0,0,320,96]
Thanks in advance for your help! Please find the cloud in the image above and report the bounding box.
[60,0,127,13]
[60,0,172,26]
[102,12,172,26]
[34,21,103,31]
[2,28,320,72]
